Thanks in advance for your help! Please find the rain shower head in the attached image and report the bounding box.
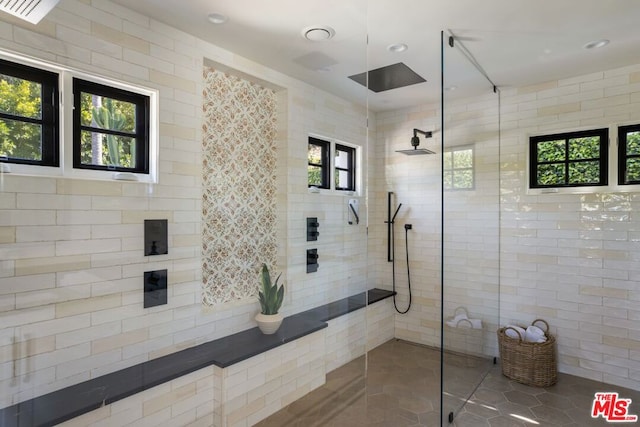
[397,147,435,155]
[396,129,435,155]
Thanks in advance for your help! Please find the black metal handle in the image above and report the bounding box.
[349,203,359,225]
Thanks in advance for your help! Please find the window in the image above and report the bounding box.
[308,137,329,189]
[0,58,58,167]
[618,124,640,185]
[308,136,359,192]
[444,146,474,190]
[0,52,157,181]
[335,144,355,191]
[529,128,608,188]
[73,78,150,173]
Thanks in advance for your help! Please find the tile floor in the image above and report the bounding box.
[256,339,640,426]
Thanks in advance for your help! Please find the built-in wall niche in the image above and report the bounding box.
[144,269,167,308]
[144,219,168,256]
[201,65,280,305]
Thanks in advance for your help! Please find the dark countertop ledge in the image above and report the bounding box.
[0,288,394,427]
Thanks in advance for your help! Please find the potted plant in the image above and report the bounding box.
[255,263,285,334]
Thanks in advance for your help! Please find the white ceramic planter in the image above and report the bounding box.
[255,312,283,335]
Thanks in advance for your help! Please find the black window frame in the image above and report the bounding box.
[308,137,329,189]
[529,128,609,189]
[618,124,640,185]
[0,58,59,167]
[443,146,475,191]
[73,78,150,174]
[334,143,356,191]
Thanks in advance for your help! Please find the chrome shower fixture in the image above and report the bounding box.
[396,128,435,155]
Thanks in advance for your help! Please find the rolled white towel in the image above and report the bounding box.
[453,312,468,322]
[525,325,545,343]
[456,319,473,328]
[528,325,545,336]
[468,318,483,329]
[504,325,525,340]
[445,320,458,328]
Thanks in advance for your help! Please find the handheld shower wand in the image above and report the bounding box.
[385,191,413,314]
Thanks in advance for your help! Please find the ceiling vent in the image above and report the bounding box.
[0,0,60,24]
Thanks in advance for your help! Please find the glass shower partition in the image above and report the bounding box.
[440,30,501,424]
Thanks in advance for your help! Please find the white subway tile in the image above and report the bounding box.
[16,225,91,243]
[56,238,121,257]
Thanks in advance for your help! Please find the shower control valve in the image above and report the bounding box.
[307,217,320,241]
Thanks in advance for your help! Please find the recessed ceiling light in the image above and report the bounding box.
[302,26,335,41]
[445,86,457,91]
[583,39,609,49]
[387,43,408,53]
[207,13,228,24]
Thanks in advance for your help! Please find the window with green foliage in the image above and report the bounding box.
[73,78,149,173]
[0,59,58,166]
[308,137,329,189]
[444,146,474,190]
[618,124,640,185]
[529,128,608,188]
[335,144,355,191]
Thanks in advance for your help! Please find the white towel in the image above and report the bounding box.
[468,318,483,329]
[527,325,545,336]
[456,318,473,328]
[453,312,468,322]
[525,325,546,343]
[504,325,525,340]
[448,309,482,329]
[445,320,458,328]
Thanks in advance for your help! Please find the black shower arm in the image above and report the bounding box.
[413,128,433,138]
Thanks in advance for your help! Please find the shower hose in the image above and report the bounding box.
[392,224,412,314]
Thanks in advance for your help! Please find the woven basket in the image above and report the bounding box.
[497,319,557,387]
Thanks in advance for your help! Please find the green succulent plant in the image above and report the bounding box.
[258,263,284,315]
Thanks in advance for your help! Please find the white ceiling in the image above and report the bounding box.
[112,0,640,111]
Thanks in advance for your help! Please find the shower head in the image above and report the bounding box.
[396,128,435,155]
[396,147,435,155]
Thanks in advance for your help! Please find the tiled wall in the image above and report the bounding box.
[500,65,640,390]
[286,98,369,313]
[374,63,640,390]
[370,105,442,348]
[0,0,370,410]
[372,92,501,354]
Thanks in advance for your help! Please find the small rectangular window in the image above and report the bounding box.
[444,146,474,190]
[618,124,640,185]
[0,59,59,167]
[529,128,608,188]
[308,137,329,189]
[73,78,150,173]
[335,143,355,191]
